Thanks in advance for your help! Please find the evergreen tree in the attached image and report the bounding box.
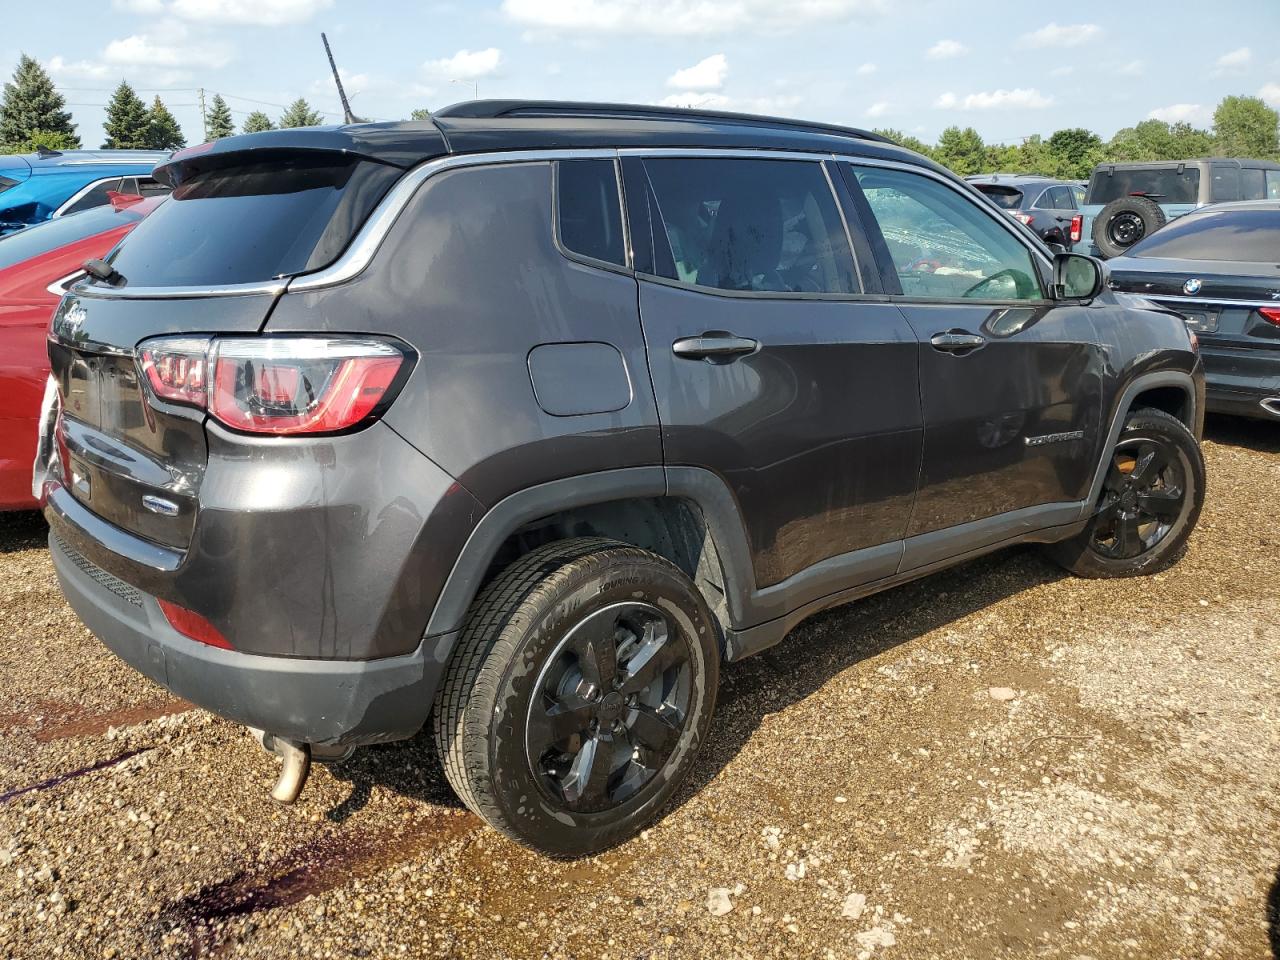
[871,127,932,158]
[0,54,79,149]
[205,93,234,140]
[145,96,186,150]
[242,110,275,134]
[101,81,150,149]
[1213,95,1280,159]
[933,126,987,175]
[278,98,323,129]
[410,108,432,121]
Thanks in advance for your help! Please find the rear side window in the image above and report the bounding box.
[642,157,858,295]
[0,203,143,272]
[555,159,626,266]
[975,185,1022,210]
[61,178,123,216]
[1087,167,1200,205]
[1128,208,1280,262]
[1210,164,1241,202]
[107,153,402,287]
[853,166,1043,302]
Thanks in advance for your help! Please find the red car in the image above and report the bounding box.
[0,195,160,509]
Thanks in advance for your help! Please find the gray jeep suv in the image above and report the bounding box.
[40,101,1206,856]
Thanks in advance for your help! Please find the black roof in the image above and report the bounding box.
[158,99,946,186]
[966,174,1066,188]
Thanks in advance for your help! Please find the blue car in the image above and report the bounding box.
[0,147,169,236]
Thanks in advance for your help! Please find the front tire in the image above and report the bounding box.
[1045,408,1204,578]
[433,538,719,856]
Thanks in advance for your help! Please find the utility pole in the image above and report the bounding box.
[198,87,208,142]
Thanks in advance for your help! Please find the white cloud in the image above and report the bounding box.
[104,30,232,70]
[667,53,728,90]
[656,91,801,115]
[1216,47,1252,69]
[169,0,331,25]
[424,48,503,79]
[1019,22,1102,48]
[659,91,732,109]
[1119,60,1145,77]
[111,0,165,12]
[926,39,967,60]
[865,101,889,118]
[503,0,893,37]
[935,88,1053,110]
[1148,103,1208,124]
[856,62,877,76]
[1260,82,1280,108]
[45,56,114,81]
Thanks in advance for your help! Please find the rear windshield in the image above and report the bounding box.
[974,185,1023,210]
[0,203,145,272]
[1087,167,1200,205]
[1128,208,1280,262]
[107,153,402,287]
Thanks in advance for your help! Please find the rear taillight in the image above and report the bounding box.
[136,336,410,435]
[1012,212,1033,226]
[1260,307,1280,327]
[158,599,232,650]
[1069,214,1083,244]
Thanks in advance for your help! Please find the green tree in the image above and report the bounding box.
[145,95,186,150]
[410,108,432,121]
[0,54,79,149]
[871,127,932,158]
[1168,122,1215,158]
[5,129,79,153]
[205,93,234,140]
[1107,119,1215,162]
[933,125,986,175]
[278,98,323,129]
[1213,95,1279,158]
[101,81,150,149]
[1046,127,1104,178]
[241,110,275,134]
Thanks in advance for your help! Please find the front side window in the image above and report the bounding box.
[61,178,123,216]
[555,159,626,267]
[642,157,858,295]
[1268,171,1280,200]
[853,166,1043,302]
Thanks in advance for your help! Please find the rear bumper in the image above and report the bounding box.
[50,529,456,746]
[1201,345,1280,420]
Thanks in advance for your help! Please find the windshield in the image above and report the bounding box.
[1087,167,1200,205]
[0,203,145,272]
[1128,207,1280,262]
[974,185,1023,210]
[107,152,402,287]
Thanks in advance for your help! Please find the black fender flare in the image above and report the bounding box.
[1080,370,1200,519]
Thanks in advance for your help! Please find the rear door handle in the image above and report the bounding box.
[672,333,759,361]
[929,331,986,353]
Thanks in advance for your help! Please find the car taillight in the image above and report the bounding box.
[1069,214,1083,243]
[1012,212,1033,226]
[1260,307,1280,327]
[135,336,410,435]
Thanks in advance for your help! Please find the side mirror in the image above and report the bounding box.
[1052,252,1105,300]
[1045,240,1068,256]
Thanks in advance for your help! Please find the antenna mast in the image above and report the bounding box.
[321,32,360,124]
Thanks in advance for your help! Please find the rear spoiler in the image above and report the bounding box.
[155,122,450,187]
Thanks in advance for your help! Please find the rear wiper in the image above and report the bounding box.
[83,258,125,287]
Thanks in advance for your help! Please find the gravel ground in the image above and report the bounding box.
[1,415,1277,960]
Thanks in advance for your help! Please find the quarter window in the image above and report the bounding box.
[853,166,1043,302]
[642,157,858,295]
[61,178,123,216]
[555,160,626,267]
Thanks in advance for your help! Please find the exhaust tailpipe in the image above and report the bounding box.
[250,729,312,803]
[1261,397,1280,418]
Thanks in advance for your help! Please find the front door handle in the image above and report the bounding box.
[929,331,986,353]
[672,333,760,361]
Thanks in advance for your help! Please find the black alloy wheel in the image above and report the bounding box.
[526,601,692,812]
[1091,435,1187,560]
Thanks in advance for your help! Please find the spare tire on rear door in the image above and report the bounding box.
[1092,196,1167,259]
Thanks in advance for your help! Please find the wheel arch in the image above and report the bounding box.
[423,467,756,644]
[1082,371,1200,518]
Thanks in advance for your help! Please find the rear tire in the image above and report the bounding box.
[433,538,719,857]
[1045,408,1204,578]
[1092,196,1167,258]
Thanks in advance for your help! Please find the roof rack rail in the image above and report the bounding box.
[433,99,892,145]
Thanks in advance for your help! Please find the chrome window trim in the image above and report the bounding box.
[1147,294,1280,308]
[46,270,86,297]
[52,176,122,218]
[72,277,288,300]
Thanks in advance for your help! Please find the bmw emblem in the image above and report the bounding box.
[1183,278,1203,295]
